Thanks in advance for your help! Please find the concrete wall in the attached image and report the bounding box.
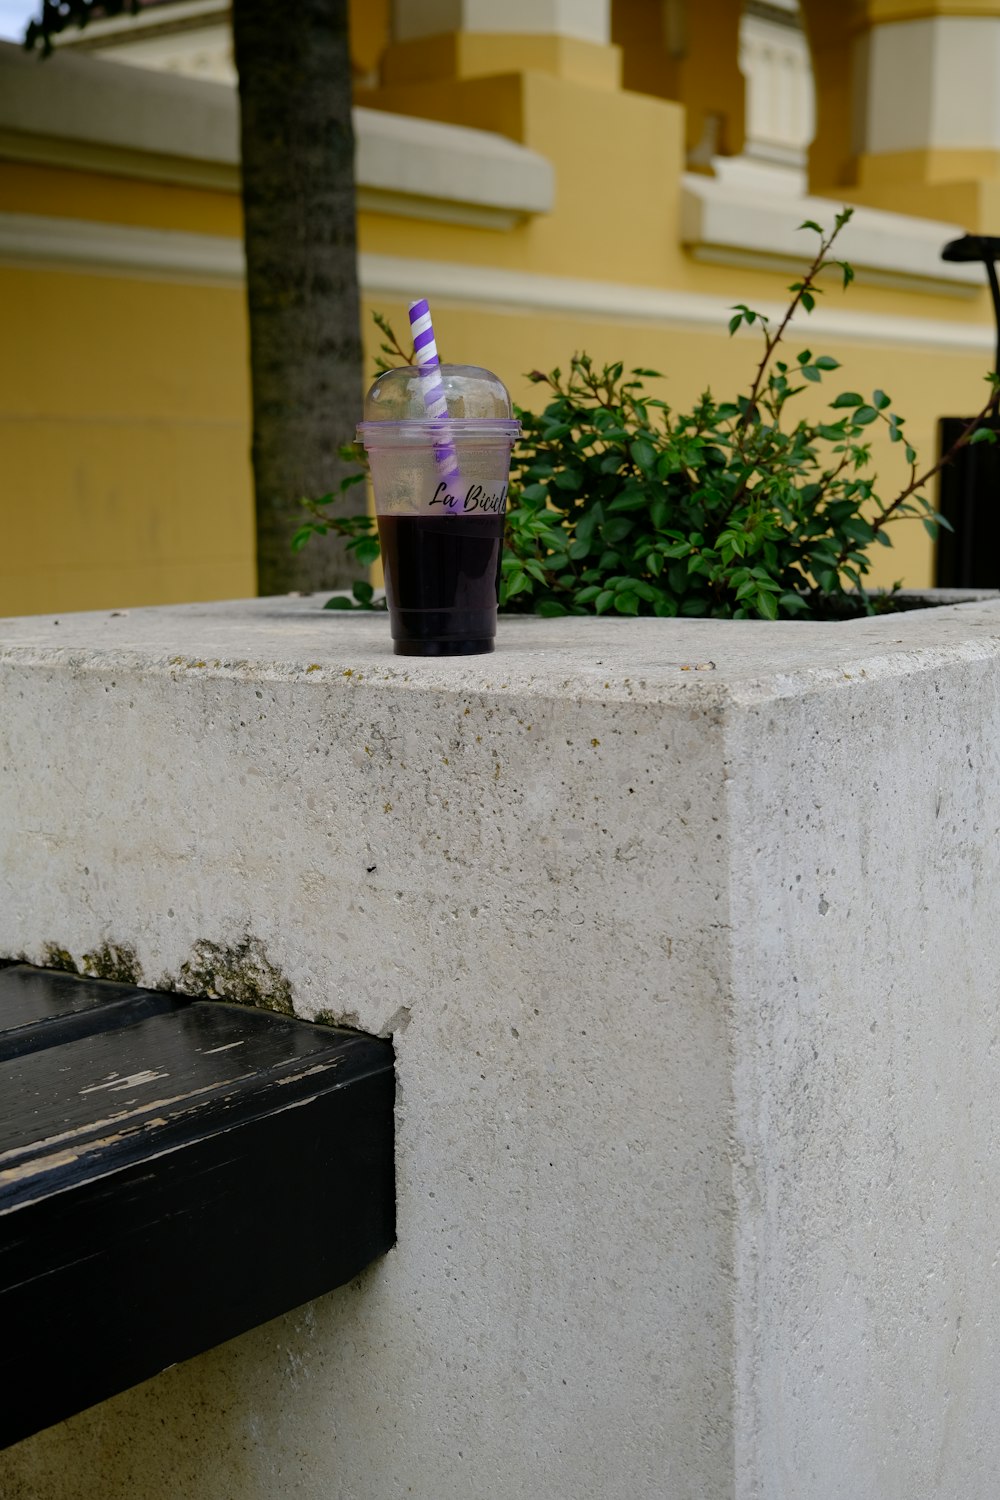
[2,597,1000,1497]
[727,642,1000,1495]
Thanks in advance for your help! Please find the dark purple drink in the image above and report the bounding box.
[377,512,504,656]
[357,362,519,655]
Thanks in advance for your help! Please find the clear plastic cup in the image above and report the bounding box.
[357,365,520,656]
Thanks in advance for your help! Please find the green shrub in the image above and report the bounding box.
[298,212,997,619]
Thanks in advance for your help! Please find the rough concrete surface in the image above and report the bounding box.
[2,595,1000,1499]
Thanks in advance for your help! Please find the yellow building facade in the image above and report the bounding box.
[2,0,999,615]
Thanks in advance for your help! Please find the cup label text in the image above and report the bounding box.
[430,481,508,514]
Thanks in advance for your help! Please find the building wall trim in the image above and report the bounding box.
[680,172,982,298]
[0,210,992,355]
[0,41,553,227]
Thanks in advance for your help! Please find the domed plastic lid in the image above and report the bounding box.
[357,363,520,443]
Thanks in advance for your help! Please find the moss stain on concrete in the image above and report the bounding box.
[37,941,143,983]
[40,943,79,974]
[81,941,143,985]
[33,934,294,1015]
[178,934,294,1015]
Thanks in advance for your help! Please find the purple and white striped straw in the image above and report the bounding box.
[408,297,462,505]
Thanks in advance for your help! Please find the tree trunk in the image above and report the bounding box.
[232,0,364,596]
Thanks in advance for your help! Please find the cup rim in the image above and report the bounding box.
[356,418,521,444]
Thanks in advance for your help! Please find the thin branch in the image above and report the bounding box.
[737,218,852,443]
[833,384,1000,569]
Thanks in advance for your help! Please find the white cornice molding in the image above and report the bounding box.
[681,172,982,299]
[361,252,993,351]
[355,108,553,226]
[0,211,993,356]
[0,41,553,228]
[0,39,239,173]
[392,0,611,45]
[54,0,230,45]
[0,211,243,283]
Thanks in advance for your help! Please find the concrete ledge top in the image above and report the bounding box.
[3,593,1000,706]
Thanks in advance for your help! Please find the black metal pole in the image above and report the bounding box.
[942,233,1000,373]
[984,253,1000,380]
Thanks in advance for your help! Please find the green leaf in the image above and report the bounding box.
[595,589,615,615]
[615,593,640,615]
[852,406,879,426]
[799,220,824,234]
[608,490,651,513]
[969,426,997,446]
[352,579,374,605]
[801,366,822,382]
[728,314,742,336]
[351,537,381,567]
[552,469,583,491]
[813,355,840,371]
[323,595,353,610]
[872,389,891,410]
[537,599,568,617]
[757,591,779,620]
[830,392,864,409]
[630,440,657,474]
[576,503,604,541]
[668,560,688,594]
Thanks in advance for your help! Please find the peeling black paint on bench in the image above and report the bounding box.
[0,965,396,1450]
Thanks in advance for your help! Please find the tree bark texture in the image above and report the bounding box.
[232,0,364,595]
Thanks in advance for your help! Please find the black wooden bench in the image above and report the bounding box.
[0,963,395,1449]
